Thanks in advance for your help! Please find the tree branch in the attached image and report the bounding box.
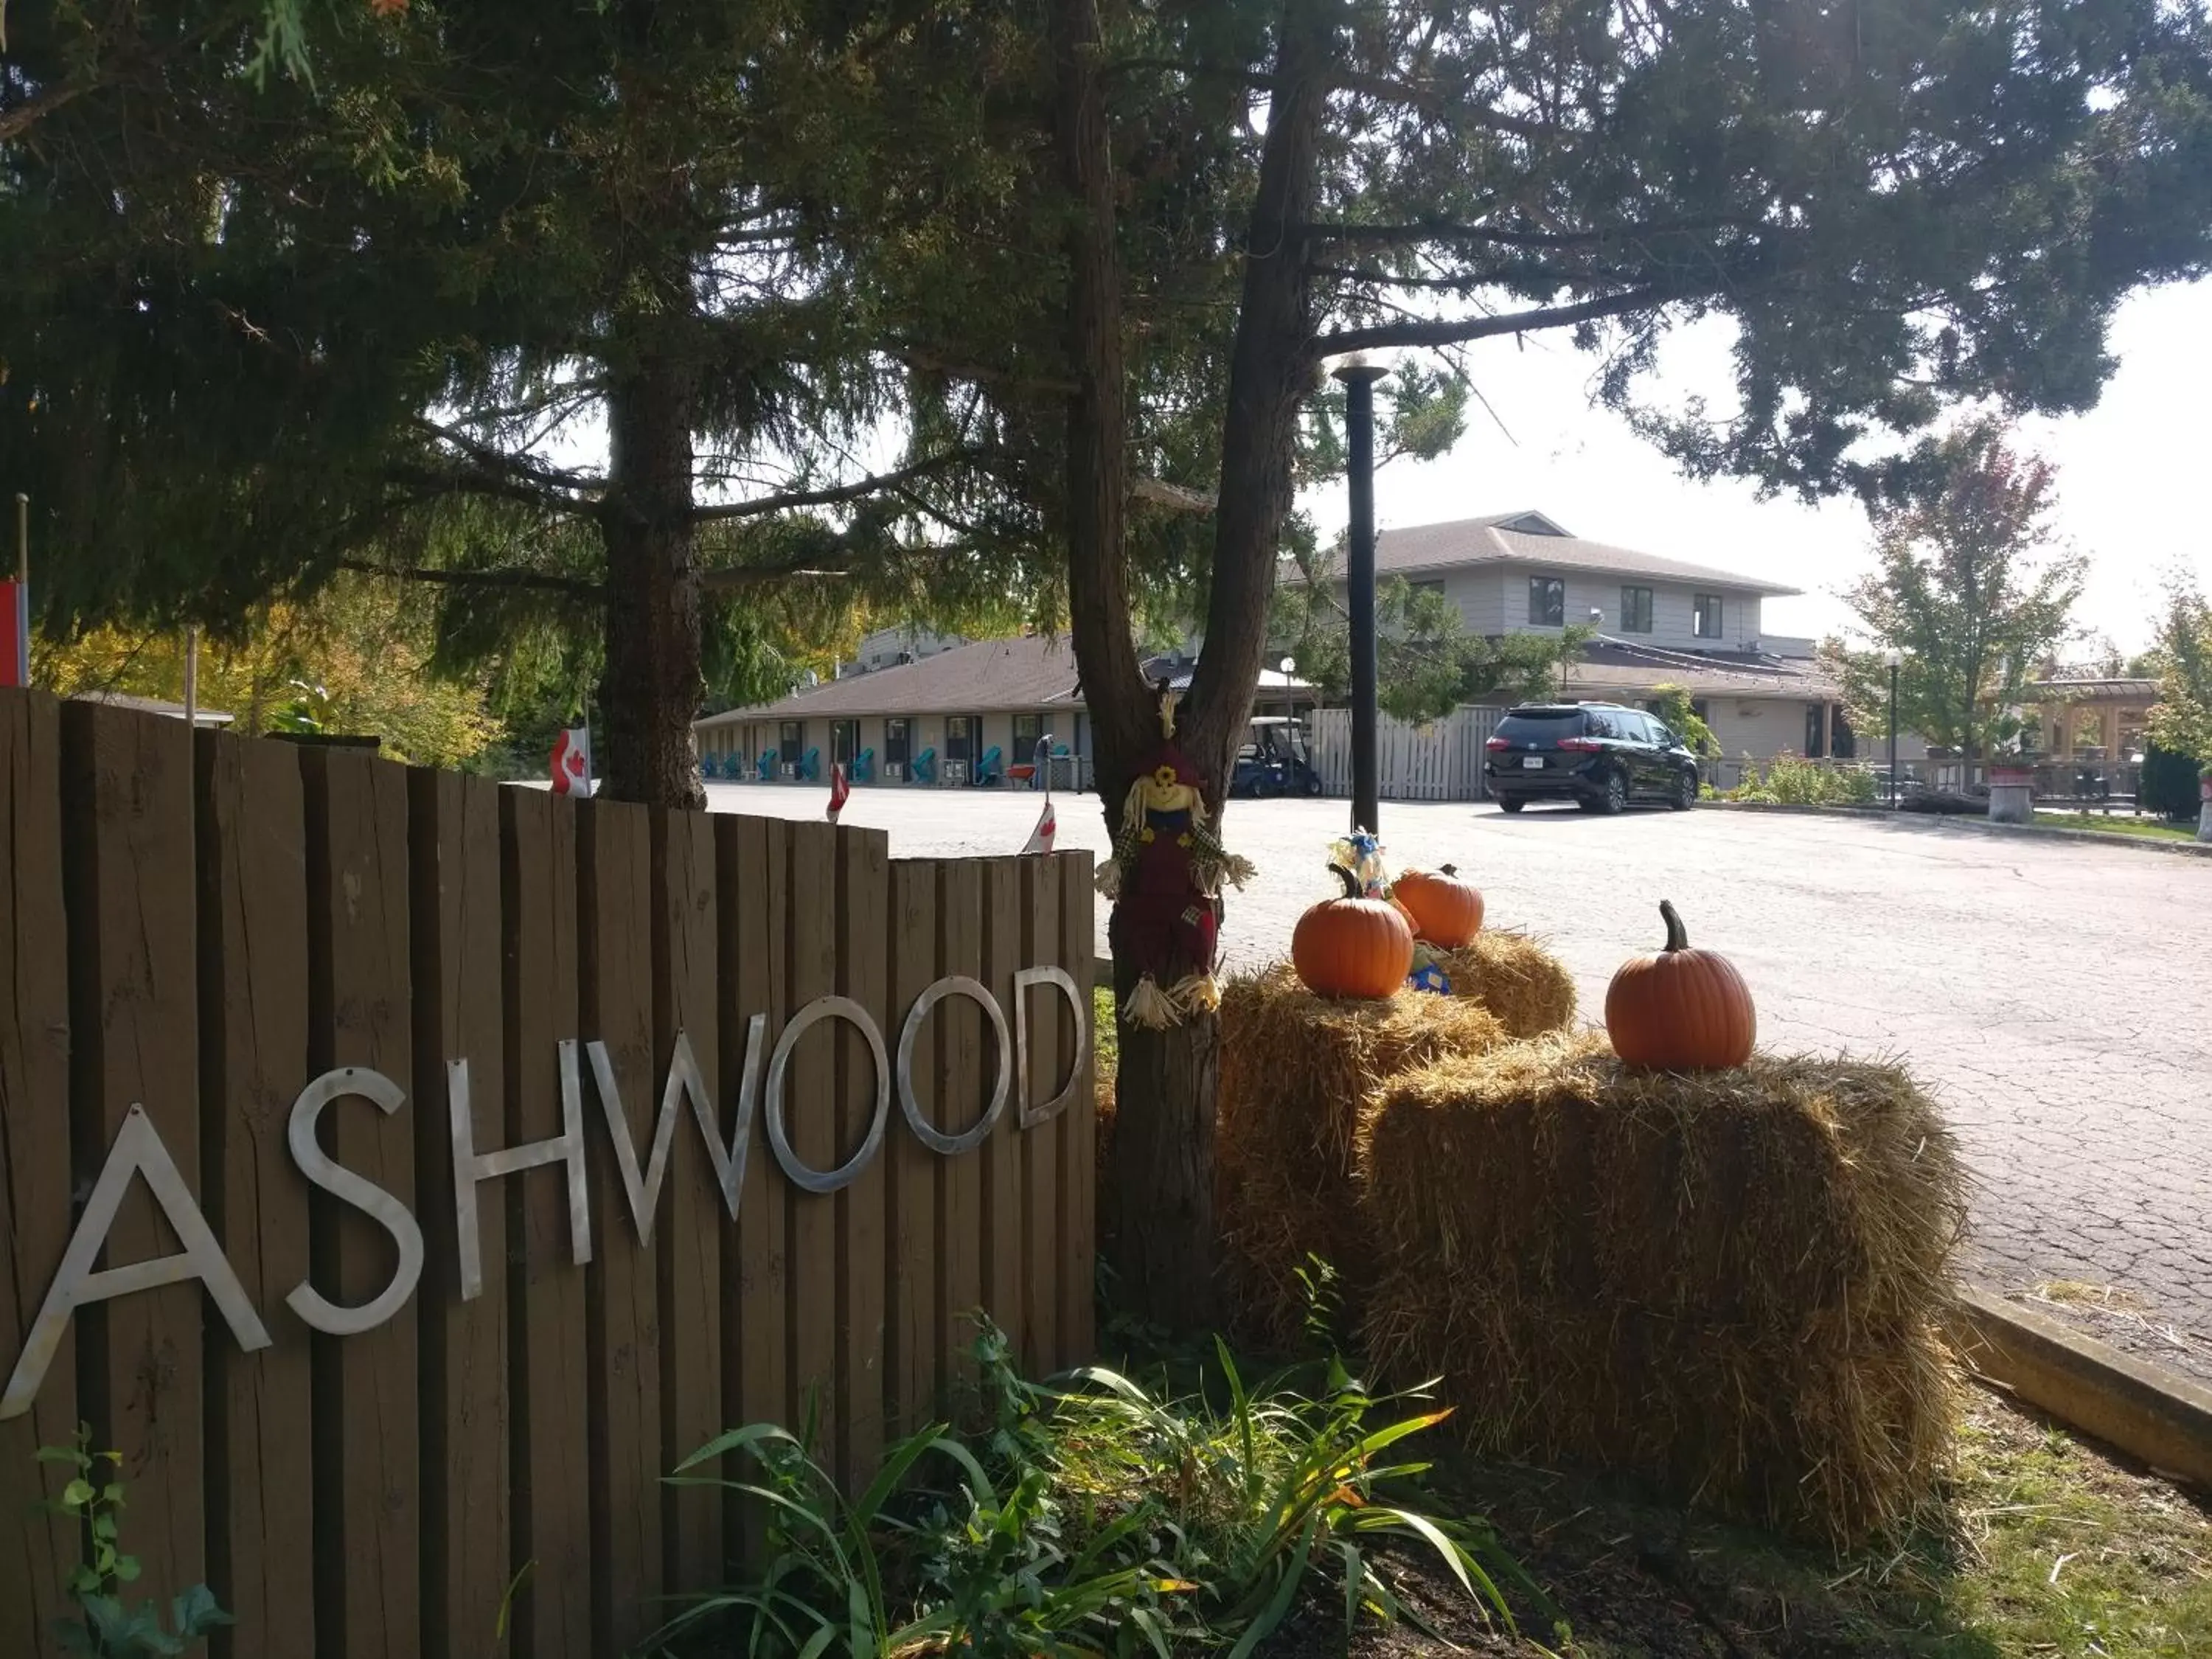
[1301,215,1747,250]
[1314,285,1690,358]
[1131,477,1216,513]
[414,417,609,498]
[383,462,584,515]
[338,559,600,599]
[688,451,987,523]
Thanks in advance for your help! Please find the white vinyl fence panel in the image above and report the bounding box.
[1310,706,1503,802]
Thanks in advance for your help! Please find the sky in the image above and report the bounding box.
[1300,278,2212,658]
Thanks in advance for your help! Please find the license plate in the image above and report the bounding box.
[1521,755,1545,769]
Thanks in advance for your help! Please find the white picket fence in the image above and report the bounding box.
[1310,706,1503,801]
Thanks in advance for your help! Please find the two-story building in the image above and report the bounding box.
[1313,510,1852,763]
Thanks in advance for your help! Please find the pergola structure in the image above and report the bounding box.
[2031,676,2157,762]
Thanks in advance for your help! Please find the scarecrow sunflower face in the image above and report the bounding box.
[1138,763,1200,815]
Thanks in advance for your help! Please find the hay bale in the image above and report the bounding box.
[1429,930,1577,1038]
[1216,966,1507,1346]
[1359,1034,1966,1544]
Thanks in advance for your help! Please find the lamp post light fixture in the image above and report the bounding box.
[1885,648,1903,808]
[1332,359,1389,836]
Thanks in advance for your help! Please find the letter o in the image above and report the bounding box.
[765,995,892,1194]
[897,975,1011,1155]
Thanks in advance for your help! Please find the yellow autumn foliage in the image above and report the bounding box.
[32,577,501,769]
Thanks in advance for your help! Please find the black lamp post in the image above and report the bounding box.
[1885,648,1902,807]
[1333,361,1388,836]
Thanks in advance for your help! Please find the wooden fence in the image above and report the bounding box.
[1310,706,1503,802]
[0,689,1096,1659]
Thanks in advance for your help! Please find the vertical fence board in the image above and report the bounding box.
[60,701,204,1612]
[302,748,418,1659]
[722,815,789,1543]
[577,801,661,1653]
[0,692,74,1654]
[980,861,1024,1352]
[197,730,313,1659]
[837,828,890,1484]
[501,788,593,1659]
[785,821,838,1468]
[409,768,509,1659]
[935,861,984,1399]
[886,863,938,1435]
[1058,856,1097,1369]
[655,808,722,1590]
[1019,860,1060,1376]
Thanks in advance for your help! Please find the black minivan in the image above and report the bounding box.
[1482,702,1700,814]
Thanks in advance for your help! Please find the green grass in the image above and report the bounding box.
[1093,984,1117,1080]
[1439,1385,2212,1657]
[2033,810,2202,844]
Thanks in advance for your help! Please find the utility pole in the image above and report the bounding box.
[1333,361,1388,836]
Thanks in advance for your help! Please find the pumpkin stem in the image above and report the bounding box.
[1327,862,1361,900]
[1659,899,1688,953]
[1439,863,1458,877]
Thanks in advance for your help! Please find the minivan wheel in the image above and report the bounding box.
[1670,771,1697,811]
[1597,769,1629,815]
[1498,796,1526,813]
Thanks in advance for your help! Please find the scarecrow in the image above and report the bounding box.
[1097,688,1256,1028]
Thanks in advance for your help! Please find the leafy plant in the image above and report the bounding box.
[653,1320,1517,1657]
[37,1426,233,1657]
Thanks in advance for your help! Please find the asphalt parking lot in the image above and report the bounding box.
[709,780,2212,1377]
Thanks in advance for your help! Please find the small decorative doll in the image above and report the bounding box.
[1096,689,1257,1028]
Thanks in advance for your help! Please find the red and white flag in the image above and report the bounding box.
[0,580,27,689]
[826,762,849,822]
[1020,799,1057,855]
[549,726,594,798]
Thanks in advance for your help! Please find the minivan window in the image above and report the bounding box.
[1494,711,1585,743]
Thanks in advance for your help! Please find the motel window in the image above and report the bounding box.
[885,717,911,766]
[1528,576,1565,627]
[1693,594,1724,639]
[1620,586,1654,633]
[779,720,804,759]
[831,719,859,767]
[1012,712,1044,759]
[946,715,975,762]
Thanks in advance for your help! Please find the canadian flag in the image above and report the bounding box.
[1020,799,1056,855]
[826,762,849,822]
[549,726,594,798]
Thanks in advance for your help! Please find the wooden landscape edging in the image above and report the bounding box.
[0,687,1096,1659]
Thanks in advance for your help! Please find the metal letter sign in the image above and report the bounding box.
[2,970,1088,1417]
[1012,966,1088,1129]
[765,995,892,1193]
[1,1105,272,1420]
[287,1068,428,1334]
[897,975,1010,1155]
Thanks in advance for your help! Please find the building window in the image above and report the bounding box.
[1409,578,1447,598]
[1693,594,1724,639]
[946,715,975,762]
[779,720,804,759]
[1528,576,1565,627]
[1012,712,1044,759]
[1620,586,1653,633]
[884,717,911,766]
[831,719,859,767]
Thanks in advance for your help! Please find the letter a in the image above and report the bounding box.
[1,1106,271,1422]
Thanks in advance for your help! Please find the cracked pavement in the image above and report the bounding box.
[709,782,2212,1379]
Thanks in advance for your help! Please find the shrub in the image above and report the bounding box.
[655,1321,1517,1656]
[2140,741,2203,822]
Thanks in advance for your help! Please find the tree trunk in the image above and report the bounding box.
[599,351,707,810]
[1057,0,1337,1330]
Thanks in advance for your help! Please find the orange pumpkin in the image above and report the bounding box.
[1293,865,1414,1000]
[1604,899,1756,1070]
[1392,863,1485,947]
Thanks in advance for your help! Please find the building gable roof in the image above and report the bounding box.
[695,633,1089,726]
[1312,512,1804,597]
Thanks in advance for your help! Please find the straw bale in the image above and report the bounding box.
[1428,931,1577,1038]
[1359,1034,1966,1543]
[1214,966,1509,1345]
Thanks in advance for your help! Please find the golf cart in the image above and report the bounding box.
[1231,715,1326,798]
